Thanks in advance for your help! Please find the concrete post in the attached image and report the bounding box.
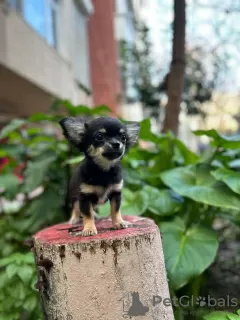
[33,216,174,320]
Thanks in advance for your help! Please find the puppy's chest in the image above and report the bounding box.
[80,181,123,204]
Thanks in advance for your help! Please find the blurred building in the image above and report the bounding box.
[115,0,146,121]
[0,0,146,125]
[0,0,93,123]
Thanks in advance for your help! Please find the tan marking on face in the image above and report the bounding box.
[87,144,123,171]
[87,145,104,157]
[99,128,106,133]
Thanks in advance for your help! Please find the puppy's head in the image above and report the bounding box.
[59,116,140,170]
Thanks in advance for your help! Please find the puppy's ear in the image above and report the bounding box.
[59,117,87,147]
[125,121,140,148]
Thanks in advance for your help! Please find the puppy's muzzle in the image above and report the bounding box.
[103,140,124,159]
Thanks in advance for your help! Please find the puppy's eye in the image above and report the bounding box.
[121,134,127,142]
[95,132,104,141]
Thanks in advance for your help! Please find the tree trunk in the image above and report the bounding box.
[33,216,174,320]
[162,0,186,135]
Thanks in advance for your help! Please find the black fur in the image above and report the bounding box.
[109,191,122,212]
[59,116,140,220]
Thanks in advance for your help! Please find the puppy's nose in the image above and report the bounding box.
[111,142,121,150]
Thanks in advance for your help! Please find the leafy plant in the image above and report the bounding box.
[0,102,239,319]
[203,309,240,320]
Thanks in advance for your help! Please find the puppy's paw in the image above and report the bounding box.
[76,227,98,236]
[113,220,131,229]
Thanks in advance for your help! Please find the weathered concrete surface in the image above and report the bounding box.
[33,216,174,320]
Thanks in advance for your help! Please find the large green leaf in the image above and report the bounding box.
[161,165,240,210]
[0,119,25,139]
[143,185,182,216]
[211,168,240,195]
[160,218,218,290]
[23,152,57,192]
[122,188,148,215]
[193,129,240,149]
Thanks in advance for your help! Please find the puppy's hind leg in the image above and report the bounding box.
[68,201,81,224]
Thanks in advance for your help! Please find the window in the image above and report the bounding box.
[9,0,59,49]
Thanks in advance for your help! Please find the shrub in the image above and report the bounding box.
[0,101,239,319]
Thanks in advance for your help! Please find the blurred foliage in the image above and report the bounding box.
[0,101,240,319]
[159,48,213,117]
[120,25,213,121]
[119,23,160,118]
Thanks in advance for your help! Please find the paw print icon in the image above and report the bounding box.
[196,296,207,307]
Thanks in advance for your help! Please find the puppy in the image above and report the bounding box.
[59,116,140,236]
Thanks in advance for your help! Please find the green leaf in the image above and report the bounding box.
[139,118,166,144]
[6,264,18,279]
[143,185,182,216]
[0,119,25,138]
[203,311,240,320]
[123,168,143,186]
[161,165,240,210]
[211,168,240,195]
[91,105,111,115]
[23,295,38,311]
[193,129,240,149]
[63,155,84,166]
[17,265,33,284]
[160,218,218,290]
[0,174,19,194]
[174,138,199,165]
[23,152,57,192]
[28,113,56,122]
[122,188,148,215]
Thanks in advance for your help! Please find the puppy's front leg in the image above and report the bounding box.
[109,192,130,229]
[79,194,97,236]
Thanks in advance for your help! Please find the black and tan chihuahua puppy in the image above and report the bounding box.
[59,116,140,236]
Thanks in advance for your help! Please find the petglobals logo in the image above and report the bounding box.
[120,292,149,318]
[120,292,238,318]
[153,295,238,309]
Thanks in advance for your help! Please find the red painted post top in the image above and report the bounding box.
[34,216,158,245]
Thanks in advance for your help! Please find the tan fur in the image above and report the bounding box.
[80,181,123,204]
[110,198,129,229]
[98,128,106,133]
[87,145,123,171]
[80,204,97,236]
